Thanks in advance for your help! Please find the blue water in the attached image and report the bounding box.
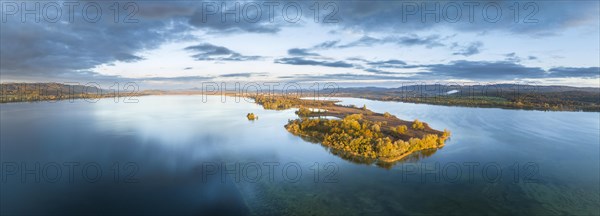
[1,95,598,215]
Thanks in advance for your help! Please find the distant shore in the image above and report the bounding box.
[2,83,599,112]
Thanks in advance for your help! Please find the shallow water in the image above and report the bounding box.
[1,95,598,215]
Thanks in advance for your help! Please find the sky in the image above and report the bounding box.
[1,0,599,89]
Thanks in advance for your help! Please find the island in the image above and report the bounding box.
[252,95,451,163]
[247,113,258,120]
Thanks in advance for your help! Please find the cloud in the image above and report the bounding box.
[504,52,521,62]
[452,41,483,56]
[337,34,444,48]
[185,43,261,61]
[504,52,539,63]
[219,72,267,78]
[287,48,320,56]
[334,1,600,35]
[420,60,546,80]
[416,61,599,80]
[140,75,213,82]
[363,68,398,75]
[312,40,340,49]
[187,2,280,33]
[366,59,408,68]
[547,67,600,78]
[1,1,597,86]
[274,57,354,68]
[279,73,414,81]
[0,1,193,80]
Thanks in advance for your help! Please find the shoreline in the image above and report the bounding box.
[4,91,597,113]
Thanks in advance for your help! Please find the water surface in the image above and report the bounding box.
[1,95,598,215]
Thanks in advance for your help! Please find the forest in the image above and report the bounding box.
[251,95,451,163]
[334,85,600,112]
[285,114,450,162]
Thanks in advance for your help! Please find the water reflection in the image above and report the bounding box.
[1,95,598,215]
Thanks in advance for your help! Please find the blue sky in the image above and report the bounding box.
[1,1,599,88]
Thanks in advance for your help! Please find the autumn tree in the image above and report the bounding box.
[412,119,425,130]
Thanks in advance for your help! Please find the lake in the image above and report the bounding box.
[1,95,598,215]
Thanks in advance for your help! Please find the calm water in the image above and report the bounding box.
[1,95,599,215]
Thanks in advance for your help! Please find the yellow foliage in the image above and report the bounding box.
[412,119,425,130]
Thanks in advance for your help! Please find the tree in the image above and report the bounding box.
[296,107,312,117]
[412,119,425,130]
[371,124,381,132]
[442,129,451,138]
[383,112,394,118]
[394,125,407,134]
[247,113,257,120]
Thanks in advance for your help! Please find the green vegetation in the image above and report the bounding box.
[383,112,394,118]
[247,113,257,120]
[285,114,449,162]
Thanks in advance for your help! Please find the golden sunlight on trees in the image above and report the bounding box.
[412,119,425,130]
[296,107,312,117]
[392,125,408,135]
[383,112,394,118]
[284,114,448,162]
[247,113,257,120]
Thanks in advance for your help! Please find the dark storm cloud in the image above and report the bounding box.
[185,43,261,61]
[451,41,483,56]
[275,57,354,68]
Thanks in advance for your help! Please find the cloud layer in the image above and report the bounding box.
[0,1,598,86]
